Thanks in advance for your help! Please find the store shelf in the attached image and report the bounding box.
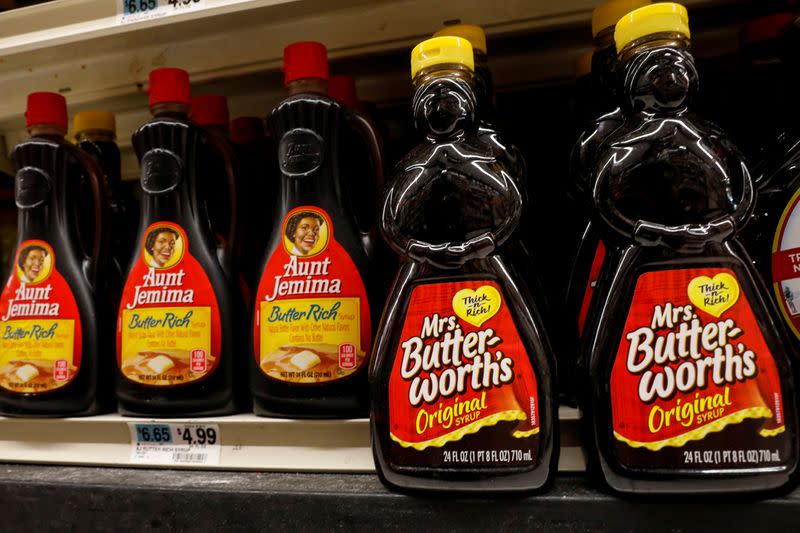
[0,0,753,183]
[0,406,584,472]
[0,465,798,531]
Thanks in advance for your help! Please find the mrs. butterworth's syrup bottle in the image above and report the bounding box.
[564,0,650,401]
[116,68,237,416]
[370,37,558,493]
[582,4,799,495]
[0,93,112,416]
[250,42,378,417]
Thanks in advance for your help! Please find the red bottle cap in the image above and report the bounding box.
[328,75,358,108]
[741,12,796,47]
[282,41,329,86]
[148,67,191,108]
[25,92,68,129]
[191,95,230,127]
[230,116,265,144]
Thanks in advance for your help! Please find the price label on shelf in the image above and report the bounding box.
[117,0,207,26]
[128,423,221,466]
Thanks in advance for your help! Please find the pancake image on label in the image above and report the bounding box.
[0,358,76,392]
[260,343,364,383]
[122,349,216,386]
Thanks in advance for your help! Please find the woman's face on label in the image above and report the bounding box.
[23,249,46,281]
[152,232,176,266]
[293,217,321,254]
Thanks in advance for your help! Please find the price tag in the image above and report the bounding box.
[128,423,220,466]
[117,0,207,25]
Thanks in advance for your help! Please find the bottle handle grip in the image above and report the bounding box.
[348,110,385,192]
[204,130,239,274]
[594,167,754,249]
[67,143,108,285]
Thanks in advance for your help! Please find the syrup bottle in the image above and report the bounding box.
[734,12,797,162]
[370,36,558,493]
[230,116,273,294]
[116,68,238,416]
[433,22,535,280]
[573,50,594,128]
[563,0,651,401]
[0,92,112,416]
[74,111,132,296]
[191,95,239,279]
[250,42,379,418]
[582,4,798,495]
[744,14,800,349]
[328,74,385,245]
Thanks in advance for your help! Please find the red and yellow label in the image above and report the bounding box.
[0,240,82,394]
[771,187,800,341]
[388,280,539,467]
[578,239,606,335]
[611,268,786,456]
[116,222,220,387]
[253,206,370,384]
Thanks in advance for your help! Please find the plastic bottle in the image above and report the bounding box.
[369,36,558,493]
[582,4,798,495]
[191,95,239,279]
[250,42,379,417]
[0,92,112,416]
[230,116,271,297]
[328,74,385,255]
[743,14,800,350]
[116,68,238,416]
[563,0,651,401]
[74,111,132,294]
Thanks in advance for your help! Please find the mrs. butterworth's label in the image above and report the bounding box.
[610,268,791,470]
[387,280,541,469]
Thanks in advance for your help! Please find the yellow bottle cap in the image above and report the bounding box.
[73,111,116,135]
[433,23,487,55]
[411,36,474,80]
[575,50,594,77]
[592,0,652,37]
[614,3,690,54]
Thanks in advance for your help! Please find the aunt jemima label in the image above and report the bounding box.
[0,240,82,393]
[388,280,539,469]
[771,188,800,341]
[253,206,370,384]
[611,268,791,470]
[117,222,220,387]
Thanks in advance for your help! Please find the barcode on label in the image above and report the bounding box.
[172,452,208,463]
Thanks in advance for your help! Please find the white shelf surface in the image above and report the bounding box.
[0,406,583,472]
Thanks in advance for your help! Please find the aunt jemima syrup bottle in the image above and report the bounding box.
[116,68,237,416]
[74,111,132,295]
[370,37,558,493]
[250,42,378,417]
[582,4,799,495]
[230,116,272,293]
[191,95,239,279]
[0,93,112,416]
[328,74,385,245]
